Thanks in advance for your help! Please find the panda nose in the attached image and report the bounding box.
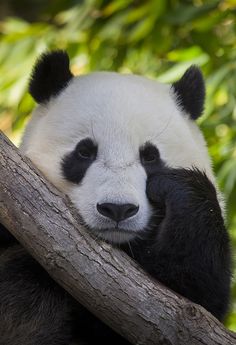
[97,203,139,222]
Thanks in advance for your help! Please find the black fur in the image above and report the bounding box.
[172,65,205,120]
[136,164,231,320]
[0,246,129,345]
[0,223,17,246]
[139,142,160,166]
[29,51,73,103]
[0,167,231,343]
[61,138,98,184]
[0,246,75,345]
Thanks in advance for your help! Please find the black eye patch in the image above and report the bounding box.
[61,138,97,184]
[140,142,162,175]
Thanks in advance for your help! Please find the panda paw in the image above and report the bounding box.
[146,167,218,212]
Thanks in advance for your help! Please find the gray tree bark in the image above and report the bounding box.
[0,131,235,345]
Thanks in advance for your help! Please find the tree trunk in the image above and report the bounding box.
[0,131,235,345]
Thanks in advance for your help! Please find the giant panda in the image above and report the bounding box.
[0,51,231,345]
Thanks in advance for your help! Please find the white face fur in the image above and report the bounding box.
[20,71,214,244]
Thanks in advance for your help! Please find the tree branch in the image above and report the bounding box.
[0,131,235,345]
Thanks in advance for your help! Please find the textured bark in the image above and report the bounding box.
[0,130,235,345]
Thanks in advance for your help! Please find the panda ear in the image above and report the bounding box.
[171,65,205,120]
[29,50,73,103]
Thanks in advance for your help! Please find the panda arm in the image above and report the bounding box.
[0,223,18,246]
[140,167,231,321]
[0,245,78,345]
[0,244,131,344]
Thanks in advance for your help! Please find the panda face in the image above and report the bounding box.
[21,66,214,244]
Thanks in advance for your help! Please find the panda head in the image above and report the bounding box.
[21,51,213,244]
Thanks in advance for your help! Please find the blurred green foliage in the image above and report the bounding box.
[0,0,236,330]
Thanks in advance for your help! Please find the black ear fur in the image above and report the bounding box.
[29,50,73,103]
[172,65,205,120]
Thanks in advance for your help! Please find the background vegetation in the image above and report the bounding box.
[0,0,235,330]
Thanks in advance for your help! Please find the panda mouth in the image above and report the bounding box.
[83,222,140,244]
[93,225,138,236]
[100,226,136,234]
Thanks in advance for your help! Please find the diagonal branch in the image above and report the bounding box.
[0,131,235,345]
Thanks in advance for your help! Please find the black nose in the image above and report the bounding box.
[97,203,139,222]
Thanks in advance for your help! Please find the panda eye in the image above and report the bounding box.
[77,147,93,159]
[140,143,160,164]
[76,138,97,160]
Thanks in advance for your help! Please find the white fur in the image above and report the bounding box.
[20,72,214,243]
